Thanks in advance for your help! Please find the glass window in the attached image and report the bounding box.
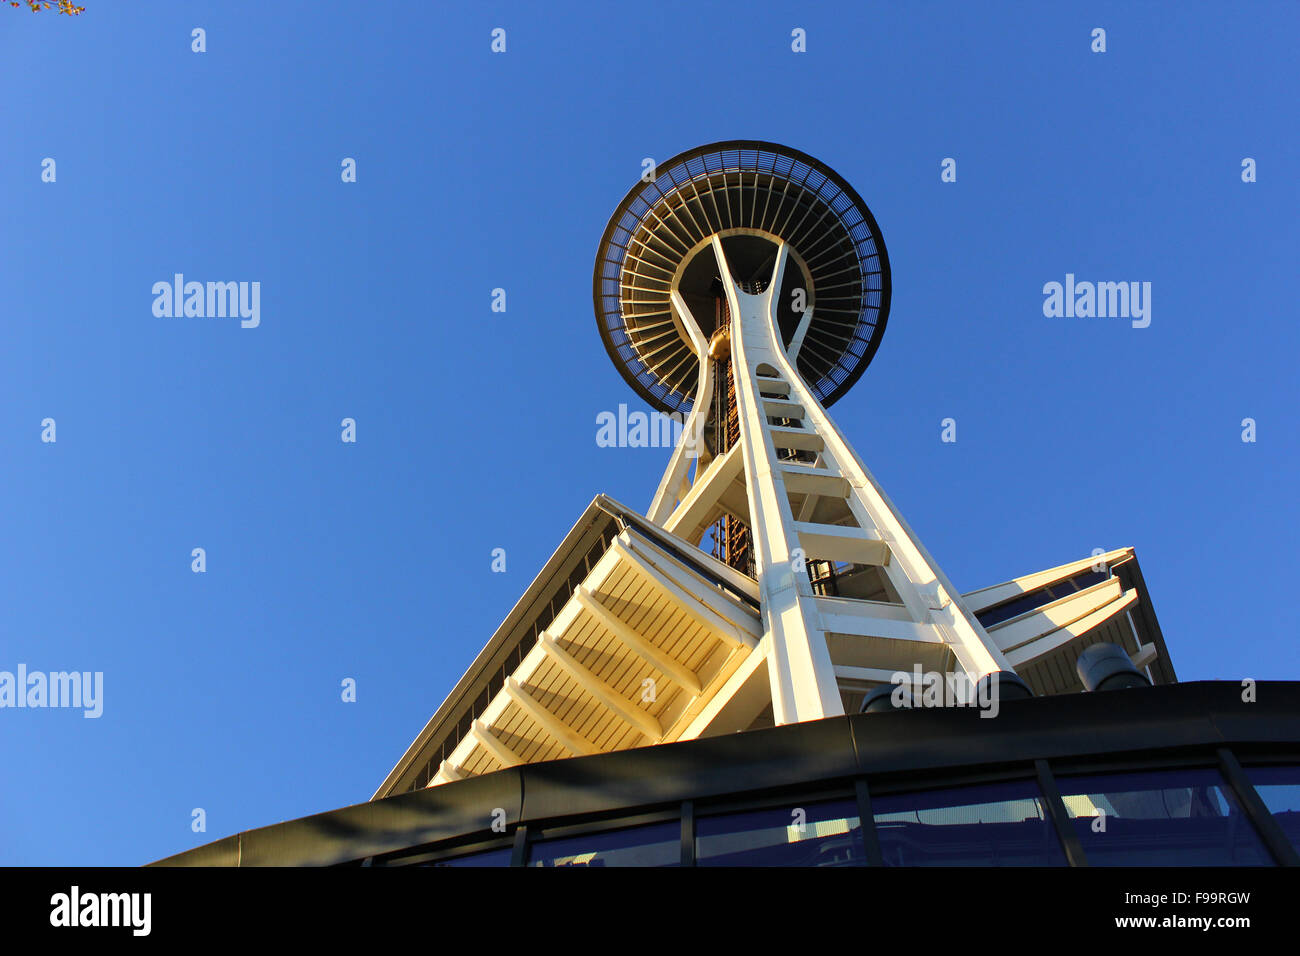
[977,592,1049,628]
[977,571,1109,628]
[873,780,1065,866]
[528,820,679,867]
[696,798,864,867]
[1056,768,1271,866]
[1068,569,1108,591]
[1046,580,1078,599]
[428,847,512,867]
[1245,765,1300,852]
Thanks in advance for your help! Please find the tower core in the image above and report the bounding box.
[594,141,1016,725]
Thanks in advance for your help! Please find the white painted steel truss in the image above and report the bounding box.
[651,236,1014,724]
[416,238,1164,790]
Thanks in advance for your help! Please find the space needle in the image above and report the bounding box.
[164,144,1297,872]
[373,140,1168,789]
[594,140,1022,723]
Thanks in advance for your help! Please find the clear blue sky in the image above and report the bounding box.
[2,1,1296,866]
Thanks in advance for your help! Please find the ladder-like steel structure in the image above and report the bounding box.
[644,231,1013,722]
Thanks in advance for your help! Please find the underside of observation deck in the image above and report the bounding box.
[594,141,891,416]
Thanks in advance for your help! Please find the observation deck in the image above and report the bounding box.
[593,141,891,416]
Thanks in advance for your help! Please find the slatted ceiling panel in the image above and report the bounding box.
[661,608,709,679]
[586,626,649,695]
[600,568,656,635]
[1054,648,1081,693]
[550,610,717,752]
[1040,655,1060,691]
[592,708,642,753]
[604,564,668,631]
[590,643,661,748]
[584,694,630,751]
[635,658,687,729]
[1016,659,1037,693]
[570,632,657,727]
[679,619,722,673]
[630,599,711,679]
[555,662,639,753]
[532,663,602,745]
[583,574,705,707]
[494,700,528,757]
[561,608,607,673]
[595,566,717,680]
[492,704,534,762]
[497,699,557,766]
[1036,657,1059,696]
[527,724,567,765]
[564,669,630,752]
[565,634,633,713]
[523,728,571,767]
[525,660,575,733]
[1029,660,1050,691]
[463,744,495,777]
[1033,656,1053,693]
[571,606,679,721]
[615,574,668,646]
[569,589,650,699]
[428,536,764,784]
[606,697,651,750]
[1055,640,1087,692]
[1040,657,1060,694]
[1062,655,1085,693]
[1017,659,1038,694]
[564,665,622,749]
[1037,662,1056,696]
[582,709,619,753]
[514,722,555,766]
[659,604,712,665]
[629,589,707,673]
[625,651,677,717]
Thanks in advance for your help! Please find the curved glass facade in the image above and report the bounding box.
[873,780,1066,866]
[696,799,863,867]
[528,820,679,868]
[1246,765,1300,852]
[154,683,1300,868]
[1056,769,1272,866]
[373,758,1299,868]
